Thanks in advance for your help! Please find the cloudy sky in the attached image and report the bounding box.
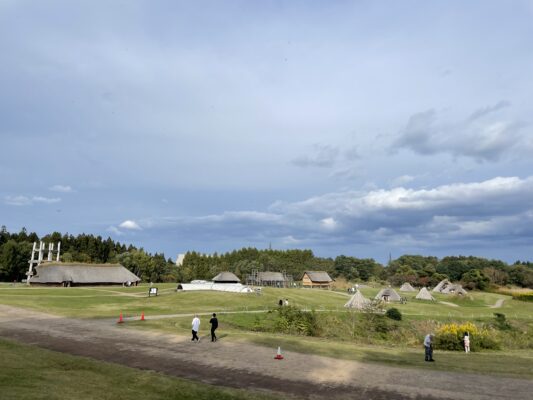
[1,0,533,263]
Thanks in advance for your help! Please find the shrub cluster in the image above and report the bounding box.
[385,307,402,321]
[434,322,500,351]
[252,306,320,336]
[512,293,533,302]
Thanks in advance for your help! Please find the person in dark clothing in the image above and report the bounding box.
[209,313,218,342]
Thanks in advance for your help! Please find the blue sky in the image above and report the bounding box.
[1,0,533,263]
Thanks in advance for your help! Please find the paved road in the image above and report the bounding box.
[0,305,531,400]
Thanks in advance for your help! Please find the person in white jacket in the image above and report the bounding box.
[463,332,470,353]
[191,314,200,342]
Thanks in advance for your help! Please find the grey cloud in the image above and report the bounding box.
[130,176,533,252]
[291,145,339,168]
[393,105,526,161]
[468,100,511,121]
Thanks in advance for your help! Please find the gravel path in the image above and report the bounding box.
[1,305,531,400]
[490,299,505,308]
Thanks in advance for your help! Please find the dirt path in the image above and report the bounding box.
[0,305,531,400]
[438,301,459,307]
[490,299,505,308]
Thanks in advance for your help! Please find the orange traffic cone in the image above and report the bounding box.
[274,346,284,360]
[117,312,124,324]
[140,311,145,321]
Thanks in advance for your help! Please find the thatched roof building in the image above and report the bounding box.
[415,287,435,301]
[29,263,140,286]
[212,271,240,283]
[302,271,333,288]
[344,290,370,310]
[375,287,402,302]
[399,282,416,292]
[432,279,467,295]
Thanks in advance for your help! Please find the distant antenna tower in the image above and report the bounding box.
[26,241,61,285]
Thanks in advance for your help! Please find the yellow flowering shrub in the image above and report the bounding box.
[435,322,500,351]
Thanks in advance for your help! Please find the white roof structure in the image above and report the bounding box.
[415,287,435,301]
[344,290,370,310]
[177,282,253,293]
[375,288,402,302]
[399,282,416,292]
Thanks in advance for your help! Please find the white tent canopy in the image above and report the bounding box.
[177,282,253,293]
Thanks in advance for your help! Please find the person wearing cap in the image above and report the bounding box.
[424,333,435,362]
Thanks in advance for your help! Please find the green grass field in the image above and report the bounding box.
[0,339,277,400]
[1,283,532,378]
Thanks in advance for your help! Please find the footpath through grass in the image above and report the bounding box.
[0,338,277,400]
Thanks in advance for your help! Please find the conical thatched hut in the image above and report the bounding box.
[375,288,402,302]
[344,290,370,310]
[432,279,451,292]
[432,279,467,295]
[415,287,435,301]
[399,282,416,292]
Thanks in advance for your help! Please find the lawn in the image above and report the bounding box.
[2,283,532,379]
[0,338,277,400]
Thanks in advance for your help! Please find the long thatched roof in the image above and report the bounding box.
[30,263,140,284]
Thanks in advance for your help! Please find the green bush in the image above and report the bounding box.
[385,307,402,321]
[512,293,533,302]
[493,313,512,331]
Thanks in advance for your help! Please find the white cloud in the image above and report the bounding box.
[32,196,61,204]
[321,217,338,230]
[4,195,31,206]
[106,226,123,236]
[119,220,142,230]
[49,185,73,193]
[4,195,61,206]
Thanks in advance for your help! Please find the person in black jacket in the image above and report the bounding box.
[209,313,218,342]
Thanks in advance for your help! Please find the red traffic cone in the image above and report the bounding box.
[117,312,124,324]
[140,311,145,321]
[274,346,284,360]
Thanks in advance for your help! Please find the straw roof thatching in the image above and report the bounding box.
[415,287,435,301]
[212,271,240,283]
[344,290,370,310]
[399,282,416,292]
[432,279,467,295]
[257,271,286,282]
[30,263,140,284]
[375,288,402,302]
[303,271,333,283]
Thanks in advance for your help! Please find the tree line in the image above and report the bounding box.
[0,227,177,283]
[1,227,532,289]
[180,250,533,290]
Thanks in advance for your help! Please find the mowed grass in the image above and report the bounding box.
[1,283,532,321]
[0,338,278,400]
[2,284,533,378]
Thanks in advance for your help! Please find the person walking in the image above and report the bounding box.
[424,333,435,362]
[209,313,218,342]
[191,314,200,342]
[463,332,470,353]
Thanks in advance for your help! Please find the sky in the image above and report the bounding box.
[1,0,533,264]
